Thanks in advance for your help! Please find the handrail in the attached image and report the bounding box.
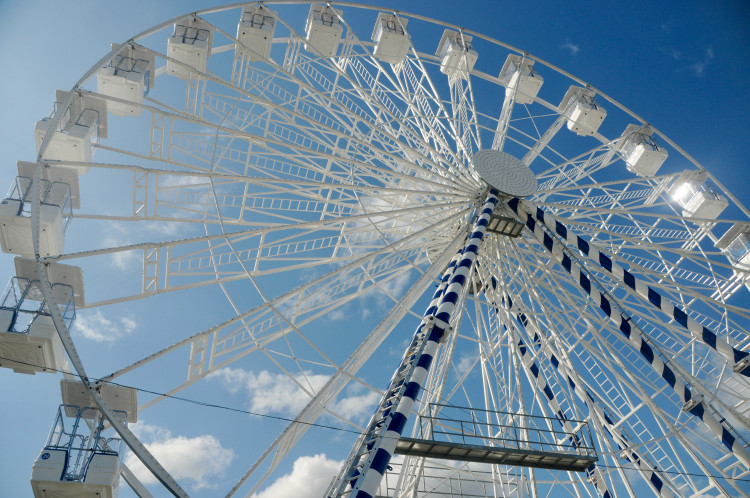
[415,403,597,458]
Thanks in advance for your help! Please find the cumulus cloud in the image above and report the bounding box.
[103,237,139,271]
[365,269,413,305]
[333,384,380,420]
[253,454,341,498]
[74,310,137,342]
[660,46,683,61]
[454,352,475,376]
[663,45,715,77]
[379,269,412,298]
[158,174,209,188]
[214,368,330,415]
[659,19,680,34]
[560,39,580,55]
[99,222,138,271]
[690,45,714,76]
[327,308,345,321]
[213,368,379,420]
[142,220,184,237]
[124,423,235,490]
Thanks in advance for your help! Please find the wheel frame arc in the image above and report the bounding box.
[27,2,750,496]
[31,44,189,498]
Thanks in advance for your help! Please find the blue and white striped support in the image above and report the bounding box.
[334,192,499,498]
[505,323,613,498]
[333,251,462,495]
[507,203,750,469]
[502,295,678,497]
[511,198,750,377]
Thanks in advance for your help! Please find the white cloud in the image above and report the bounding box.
[214,368,330,415]
[124,423,235,490]
[120,316,137,332]
[364,269,413,305]
[74,310,136,342]
[660,20,676,33]
[158,174,209,188]
[253,454,341,498]
[103,237,139,270]
[660,46,683,60]
[142,220,184,237]
[379,269,412,298]
[691,62,706,76]
[333,385,380,420]
[691,45,714,76]
[455,352,475,376]
[213,368,379,420]
[130,421,170,440]
[560,39,580,55]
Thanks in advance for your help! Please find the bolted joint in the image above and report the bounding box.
[439,325,453,344]
[682,395,703,413]
[732,356,750,374]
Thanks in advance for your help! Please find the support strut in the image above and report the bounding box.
[327,191,498,498]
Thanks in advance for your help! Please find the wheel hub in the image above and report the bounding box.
[472,149,538,197]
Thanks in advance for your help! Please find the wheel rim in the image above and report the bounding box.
[24,2,750,496]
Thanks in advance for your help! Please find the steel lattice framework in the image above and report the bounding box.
[14,2,750,497]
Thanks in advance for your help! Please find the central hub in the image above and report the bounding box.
[472,149,537,197]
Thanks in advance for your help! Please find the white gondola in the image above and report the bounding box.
[0,270,78,374]
[97,44,154,117]
[13,257,85,308]
[236,4,277,61]
[669,173,728,220]
[372,13,410,64]
[436,29,477,78]
[167,18,213,79]
[559,86,606,136]
[728,233,750,269]
[716,223,750,270]
[620,124,668,177]
[0,174,72,257]
[304,5,342,57]
[34,91,107,168]
[16,161,81,209]
[60,380,138,422]
[8,6,750,498]
[499,55,543,105]
[31,405,126,498]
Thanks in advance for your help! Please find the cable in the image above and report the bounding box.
[2,354,749,484]
[124,384,363,435]
[0,355,362,436]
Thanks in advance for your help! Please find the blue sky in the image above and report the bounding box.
[0,1,749,497]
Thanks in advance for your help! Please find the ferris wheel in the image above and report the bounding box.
[1,2,749,497]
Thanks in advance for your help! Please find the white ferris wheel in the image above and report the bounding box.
[1,2,749,497]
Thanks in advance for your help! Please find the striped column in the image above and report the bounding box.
[501,294,678,497]
[507,201,750,469]
[511,198,750,376]
[333,192,499,498]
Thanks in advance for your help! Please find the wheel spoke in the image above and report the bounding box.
[10,4,748,498]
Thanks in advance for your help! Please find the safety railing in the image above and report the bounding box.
[0,277,76,333]
[415,403,597,459]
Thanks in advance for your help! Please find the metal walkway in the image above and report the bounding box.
[394,404,598,473]
[395,437,597,472]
